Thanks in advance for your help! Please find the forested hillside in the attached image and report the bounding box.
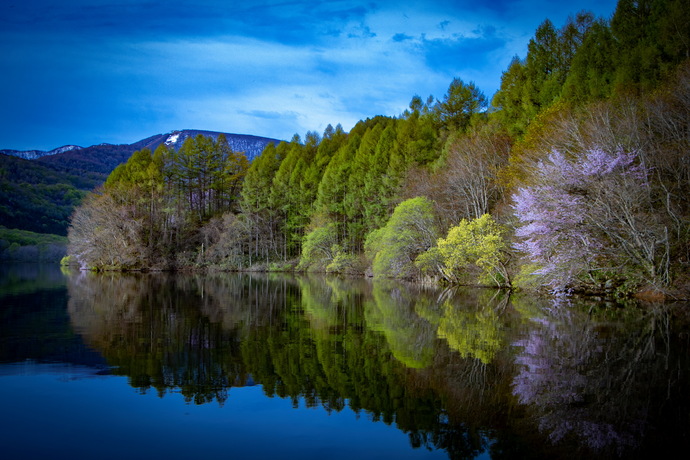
[0,154,103,235]
[67,0,690,298]
[1,130,279,239]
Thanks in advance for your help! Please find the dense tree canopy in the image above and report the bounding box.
[67,0,690,298]
[69,137,249,270]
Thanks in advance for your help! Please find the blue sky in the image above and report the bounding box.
[1,0,619,151]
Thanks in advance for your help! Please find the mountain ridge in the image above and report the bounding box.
[2,130,281,175]
[0,145,83,160]
[0,129,282,236]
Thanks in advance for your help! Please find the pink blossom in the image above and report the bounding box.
[512,148,650,292]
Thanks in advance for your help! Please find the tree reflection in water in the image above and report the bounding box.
[65,271,690,458]
[512,295,690,457]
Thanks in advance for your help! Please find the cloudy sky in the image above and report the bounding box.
[1,0,619,151]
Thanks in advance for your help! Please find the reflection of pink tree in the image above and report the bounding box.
[512,303,647,454]
[513,148,663,293]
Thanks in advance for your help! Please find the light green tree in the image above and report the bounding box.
[365,197,438,279]
[436,214,511,287]
[298,223,338,272]
[240,141,287,263]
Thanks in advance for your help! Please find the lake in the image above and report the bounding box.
[1,263,689,459]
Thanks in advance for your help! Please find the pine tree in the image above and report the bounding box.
[434,78,487,135]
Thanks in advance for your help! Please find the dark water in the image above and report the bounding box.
[1,264,689,459]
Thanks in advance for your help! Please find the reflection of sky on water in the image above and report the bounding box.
[0,361,446,460]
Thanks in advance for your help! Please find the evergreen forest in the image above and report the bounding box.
[67,0,690,298]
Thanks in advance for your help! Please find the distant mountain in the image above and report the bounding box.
[154,130,279,158]
[0,130,281,236]
[0,145,83,160]
[21,130,281,175]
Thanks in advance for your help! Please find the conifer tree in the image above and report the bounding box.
[435,78,487,135]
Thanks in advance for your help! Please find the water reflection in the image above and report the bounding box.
[0,263,67,297]
[437,289,511,364]
[67,272,278,404]
[365,281,438,369]
[5,268,687,458]
[65,272,521,457]
[512,296,690,456]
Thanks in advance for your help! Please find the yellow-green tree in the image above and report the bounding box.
[436,214,511,287]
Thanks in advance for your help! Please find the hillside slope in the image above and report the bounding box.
[1,130,281,235]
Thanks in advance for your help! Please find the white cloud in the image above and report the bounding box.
[116,32,450,138]
[0,0,622,149]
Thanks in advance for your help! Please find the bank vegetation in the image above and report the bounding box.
[68,0,690,299]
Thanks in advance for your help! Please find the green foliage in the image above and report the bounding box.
[491,15,591,136]
[436,214,510,287]
[397,106,439,166]
[490,3,690,134]
[0,226,67,246]
[315,134,359,222]
[325,246,364,275]
[241,143,282,213]
[437,299,504,364]
[491,56,529,136]
[0,154,98,235]
[511,263,543,292]
[434,78,488,134]
[271,137,315,255]
[365,197,438,279]
[0,226,68,262]
[69,136,250,270]
[562,20,616,103]
[414,247,443,279]
[343,121,390,245]
[298,223,338,272]
[609,0,687,92]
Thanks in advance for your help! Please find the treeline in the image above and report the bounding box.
[493,0,690,135]
[0,226,67,262]
[68,133,249,270]
[68,0,690,297]
[0,153,101,235]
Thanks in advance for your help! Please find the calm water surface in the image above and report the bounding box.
[1,263,689,459]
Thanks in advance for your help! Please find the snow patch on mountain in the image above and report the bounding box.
[165,132,181,145]
[160,130,280,161]
[0,145,82,160]
[51,145,82,155]
[1,130,281,164]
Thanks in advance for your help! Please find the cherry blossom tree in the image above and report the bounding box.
[513,148,665,293]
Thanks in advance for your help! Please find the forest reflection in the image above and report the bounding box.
[65,272,690,458]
